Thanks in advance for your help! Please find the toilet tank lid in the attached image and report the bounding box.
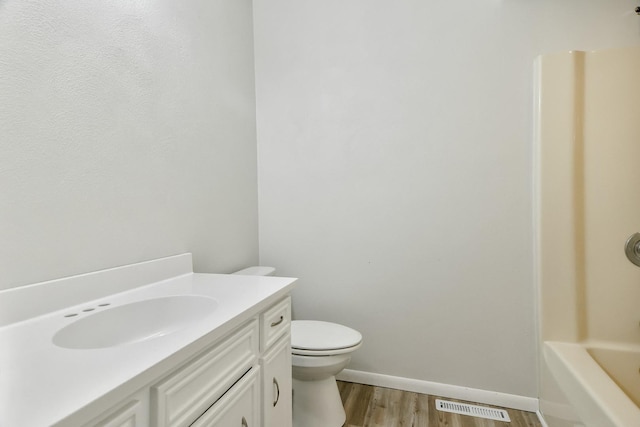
[232,266,276,276]
[291,320,362,351]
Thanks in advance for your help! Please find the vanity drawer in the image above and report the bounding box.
[191,366,260,427]
[260,297,291,351]
[151,320,259,427]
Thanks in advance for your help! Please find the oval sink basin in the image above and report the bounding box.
[53,295,218,349]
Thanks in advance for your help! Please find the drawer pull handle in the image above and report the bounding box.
[271,316,284,327]
[242,416,248,427]
[273,377,280,407]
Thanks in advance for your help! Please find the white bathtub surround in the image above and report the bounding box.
[536,47,640,427]
[0,254,297,426]
[544,342,640,427]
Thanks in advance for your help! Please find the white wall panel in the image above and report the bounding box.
[253,0,640,397]
[0,0,259,289]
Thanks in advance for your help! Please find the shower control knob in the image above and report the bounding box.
[624,233,640,267]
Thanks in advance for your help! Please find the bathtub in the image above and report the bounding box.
[536,47,640,427]
[544,341,640,427]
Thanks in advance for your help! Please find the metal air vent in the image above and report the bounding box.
[435,399,511,422]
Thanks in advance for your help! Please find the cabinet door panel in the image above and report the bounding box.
[261,336,292,427]
[152,320,259,427]
[191,367,260,427]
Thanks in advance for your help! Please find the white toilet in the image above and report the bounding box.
[233,267,362,427]
[290,320,362,427]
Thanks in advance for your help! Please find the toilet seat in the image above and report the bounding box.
[291,320,362,356]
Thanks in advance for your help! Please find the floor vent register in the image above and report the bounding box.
[435,399,511,422]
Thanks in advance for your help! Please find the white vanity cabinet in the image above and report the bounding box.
[0,255,297,427]
[83,297,292,427]
[186,294,294,427]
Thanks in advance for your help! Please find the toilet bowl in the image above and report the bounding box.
[290,320,362,427]
[232,267,363,427]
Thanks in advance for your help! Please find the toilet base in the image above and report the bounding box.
[292,376,346,427]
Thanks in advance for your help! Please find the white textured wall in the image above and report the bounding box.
[254,0,640,397]
[0,0,258,290]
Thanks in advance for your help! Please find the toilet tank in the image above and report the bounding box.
[232,266,276,276]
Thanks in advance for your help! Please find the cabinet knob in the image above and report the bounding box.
[241,416,248,427]
[273,377,280,407]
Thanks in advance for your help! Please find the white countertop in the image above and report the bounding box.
[0,259,296,427]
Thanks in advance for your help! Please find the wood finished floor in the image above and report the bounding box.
[338,381,542,427]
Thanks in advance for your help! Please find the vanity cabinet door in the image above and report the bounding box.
[151,320,259,427]
[261,336,292,427]
[190,367,260,427]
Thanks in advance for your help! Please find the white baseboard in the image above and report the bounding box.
[536,410,550,427]
[336,369,539,413]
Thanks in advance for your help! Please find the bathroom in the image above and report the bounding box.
[0,1,639,426]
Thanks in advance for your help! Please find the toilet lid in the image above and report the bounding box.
[291,320,362,352]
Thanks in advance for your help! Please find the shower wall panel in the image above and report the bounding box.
[582,49,640,343]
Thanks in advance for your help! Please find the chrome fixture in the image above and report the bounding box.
[625,233,640,267]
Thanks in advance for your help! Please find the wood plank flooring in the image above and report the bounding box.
[338,381,542,427]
